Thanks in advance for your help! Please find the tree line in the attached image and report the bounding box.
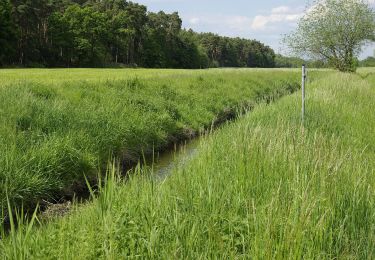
[0,0,276,68]
[275,53,375,69]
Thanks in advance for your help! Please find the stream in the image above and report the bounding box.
[37,137,203,222]
[2,85,303,233]
[151,137,202,181]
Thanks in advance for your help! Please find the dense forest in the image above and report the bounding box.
[0,0,276,68]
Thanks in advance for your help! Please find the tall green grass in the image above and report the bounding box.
[0,69,300,214]
[1,70,373,258]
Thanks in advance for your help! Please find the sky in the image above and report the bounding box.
[131,0,375,59]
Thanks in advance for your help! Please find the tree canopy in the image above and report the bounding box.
[360,55,375,67]
[284,0,375,72]
[0,0,276,68]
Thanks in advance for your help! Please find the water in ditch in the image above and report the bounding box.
[151,137,202,181]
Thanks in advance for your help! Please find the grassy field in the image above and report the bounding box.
[0,69,301,214]
[0,68,302,85]
[1,69,374,258]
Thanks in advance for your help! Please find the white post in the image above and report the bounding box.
[302,64,306,124]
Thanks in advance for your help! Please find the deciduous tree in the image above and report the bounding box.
[284,0,375,72]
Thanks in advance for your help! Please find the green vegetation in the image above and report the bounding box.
[0,0,275,68]
[1,69,373,258]
[0,68,300,214]
[360,56,375,67]
[285,0,375,72]
[275,54,329,68]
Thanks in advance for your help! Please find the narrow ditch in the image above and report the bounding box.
[1,83,300,232]
[39,84,300,219]
[152,136,202,181]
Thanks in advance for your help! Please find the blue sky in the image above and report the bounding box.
[132,0,375,59]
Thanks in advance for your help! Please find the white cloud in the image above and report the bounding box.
[184,5,305,35]
[251,6,304,31]
[185,14,253,34]
[271,6,292,14]
[182,1,373,58]
[189,17,200,25]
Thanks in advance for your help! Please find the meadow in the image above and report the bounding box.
[0,68,301,214]
[0,68,374,258]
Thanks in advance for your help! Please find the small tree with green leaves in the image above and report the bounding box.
[284,0,375,72]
